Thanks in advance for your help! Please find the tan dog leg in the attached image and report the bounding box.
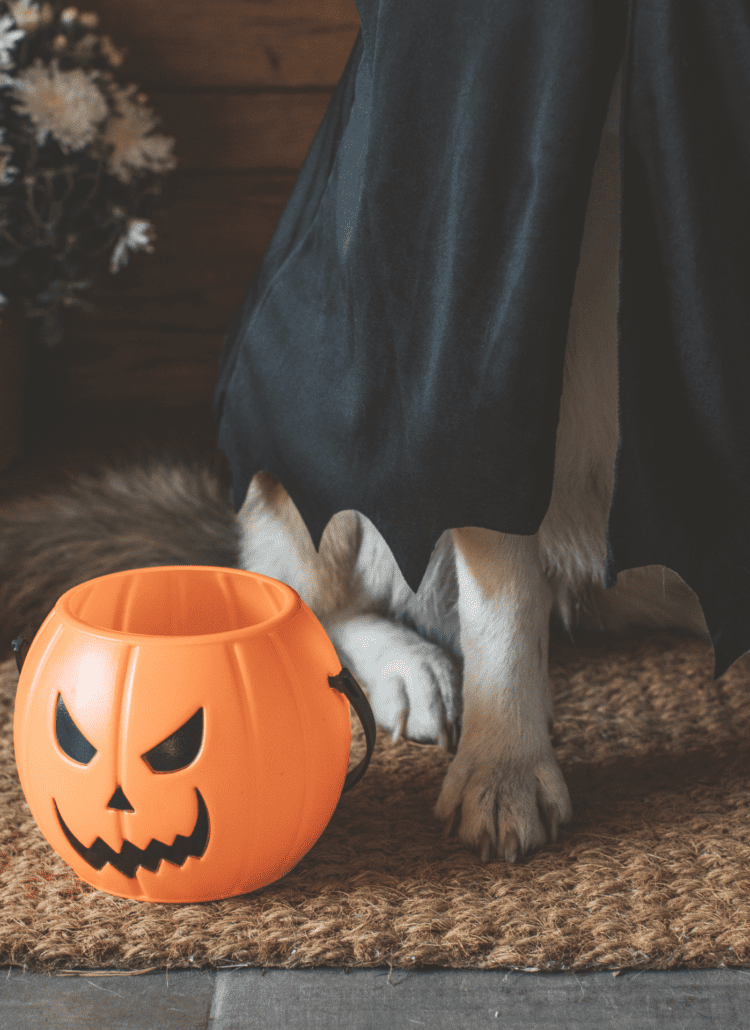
[435,526,572,862]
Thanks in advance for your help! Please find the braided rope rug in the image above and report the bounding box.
[2,628,750,974]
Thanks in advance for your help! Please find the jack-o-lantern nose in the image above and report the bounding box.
[107,786,134,812]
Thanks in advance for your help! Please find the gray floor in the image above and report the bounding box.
[2,966,750,1029]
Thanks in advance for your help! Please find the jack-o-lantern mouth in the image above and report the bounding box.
[53,788,209,879]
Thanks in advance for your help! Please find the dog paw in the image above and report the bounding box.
[433,746,572,862]
[328,615,461,751]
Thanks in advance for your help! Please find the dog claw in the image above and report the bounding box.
[391,708,408,743]
[503,830,520,864]
[543,802,560,843]
[442,804,462,840]
[478,830,494,864]
[436,719,449,752]
[437,708,458,753]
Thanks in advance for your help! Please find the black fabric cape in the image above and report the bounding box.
[214,0,750,681]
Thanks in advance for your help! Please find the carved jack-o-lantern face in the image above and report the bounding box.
[54,695,209,879]
[14,566,353,903]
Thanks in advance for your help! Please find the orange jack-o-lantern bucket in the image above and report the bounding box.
[13,566,375,903]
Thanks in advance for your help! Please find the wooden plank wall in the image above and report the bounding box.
[61,0,360,408]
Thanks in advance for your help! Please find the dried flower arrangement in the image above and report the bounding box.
[0,0,176,347]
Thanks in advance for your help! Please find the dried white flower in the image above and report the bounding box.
[110,218,154,273]
[60,7,78,25]
[103,84,176,183]
[0,126,17,184]
[74,32,98,55]
[0,13,25,70]
[0,153,15,182]
[10,58,108,152]
[7,1,54,32]
[0,292,9,306]
[98,35,123,67]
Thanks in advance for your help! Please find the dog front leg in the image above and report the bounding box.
[435,527,572,862]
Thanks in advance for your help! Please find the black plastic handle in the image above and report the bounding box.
[12,636,28,675]
[328,667,376,793]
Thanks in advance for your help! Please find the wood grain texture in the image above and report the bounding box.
[0,303,27,471]
[1,968,748,1029]
[85,0,359,89]
[154,92,333,171]
[57,0,360,406]
[63,175,295,403]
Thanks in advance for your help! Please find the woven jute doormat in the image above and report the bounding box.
[2,631,750,974]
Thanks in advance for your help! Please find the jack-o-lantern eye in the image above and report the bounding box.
[141,708,204,772]
[55,692,97,765]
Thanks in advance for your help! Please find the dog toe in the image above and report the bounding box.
[341,623,461,746]
[434,748,572,863]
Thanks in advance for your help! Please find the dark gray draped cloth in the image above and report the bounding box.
[214,0,750,680]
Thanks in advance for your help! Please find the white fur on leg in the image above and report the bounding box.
[237,473,462,751]
[327,613,461,751]
[236,471,359,616]
[435,527,573,863]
